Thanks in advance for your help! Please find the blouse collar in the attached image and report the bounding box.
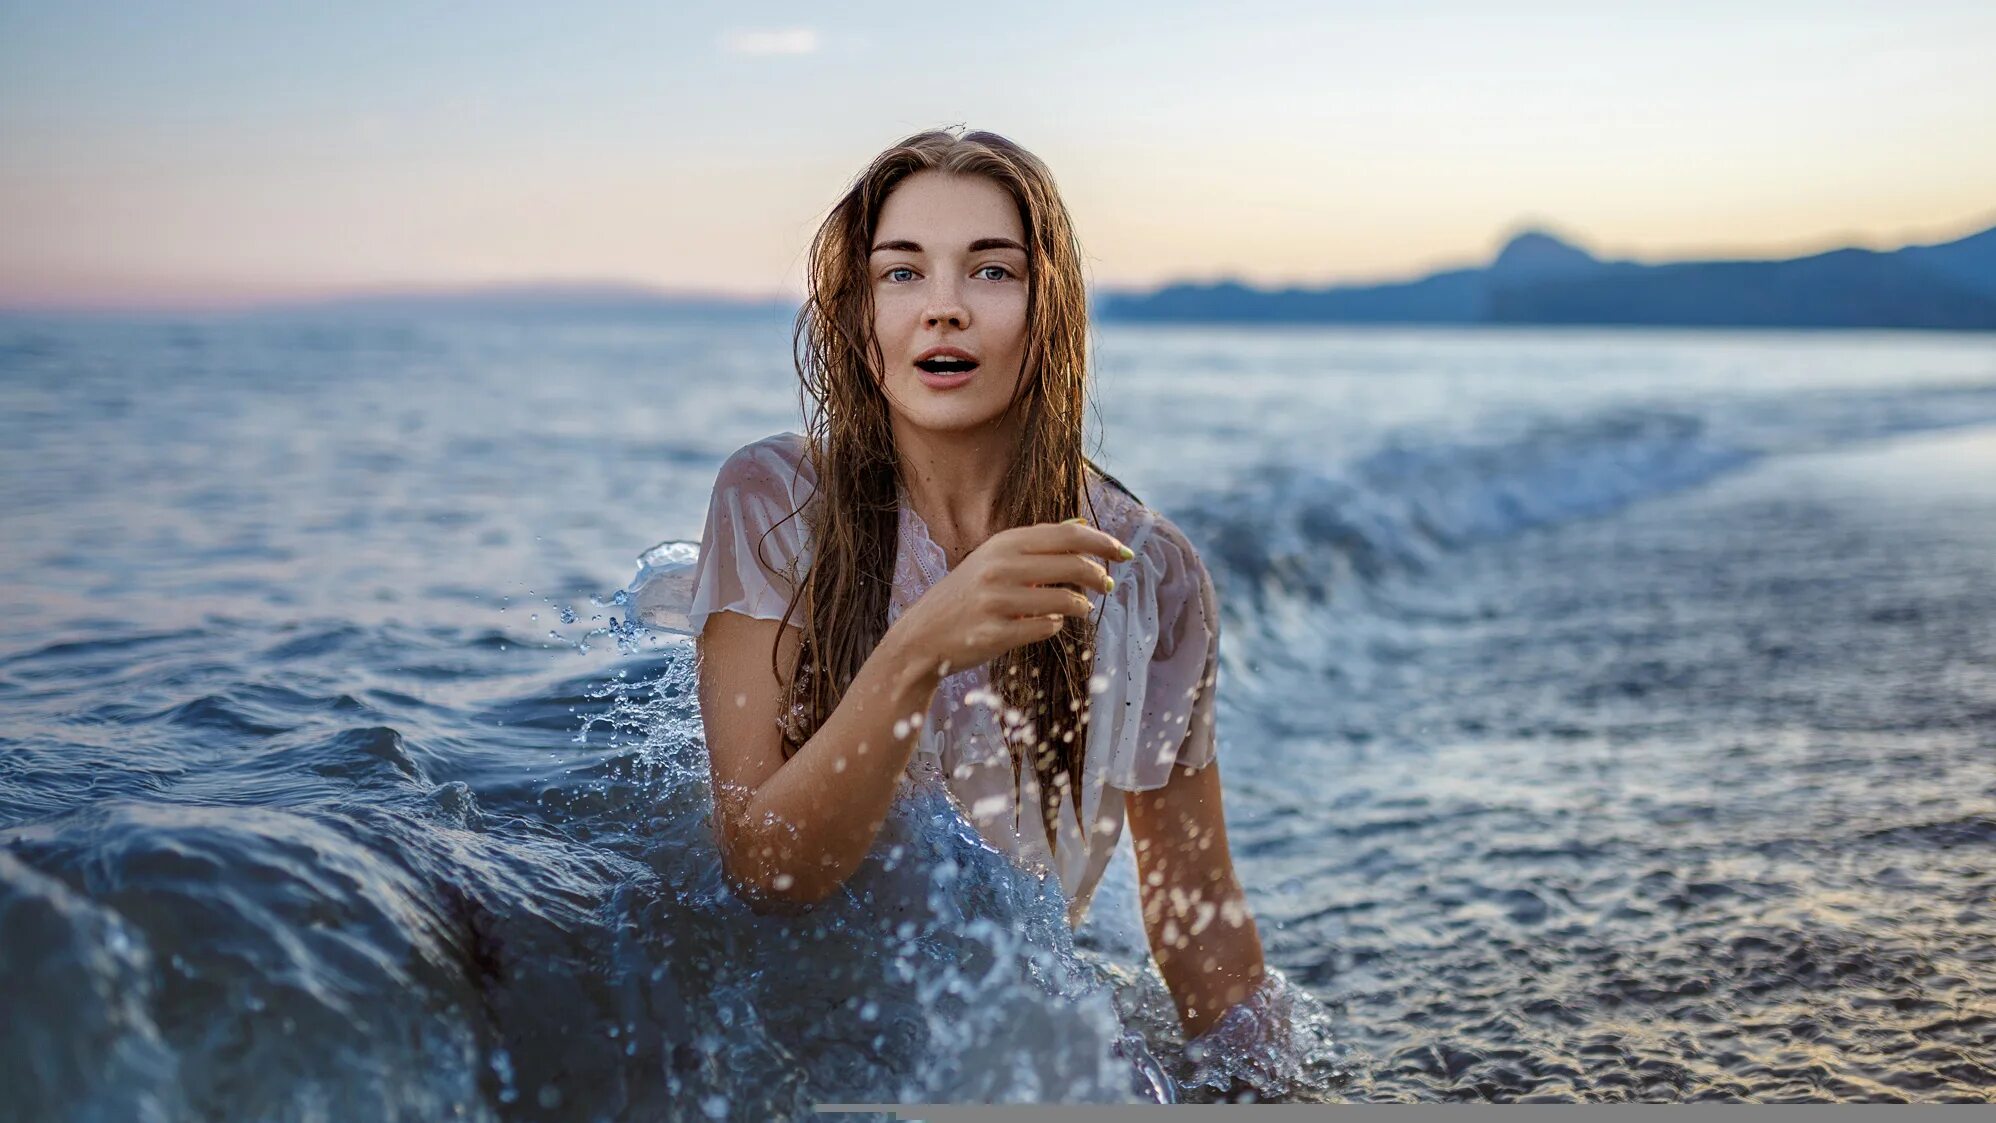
[892,469,1121,583]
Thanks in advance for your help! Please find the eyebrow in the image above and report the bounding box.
[868,237,1027,255]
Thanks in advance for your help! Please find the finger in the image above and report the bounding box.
[1020,553,1113,594]
[1003,586,1094,619]
[1009,614,1069,645]
[1015,520,1132,563]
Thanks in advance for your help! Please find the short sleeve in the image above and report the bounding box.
[1097,511,1222,791]
[623,433,815,637]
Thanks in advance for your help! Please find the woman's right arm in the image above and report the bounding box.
[695,520,1129,908]
[696,608,943,906]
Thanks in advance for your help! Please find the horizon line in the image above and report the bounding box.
[5,209,1991,317]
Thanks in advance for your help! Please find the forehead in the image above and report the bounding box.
[873,171,1025,245]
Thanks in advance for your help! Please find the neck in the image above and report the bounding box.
[889,411,1024,557]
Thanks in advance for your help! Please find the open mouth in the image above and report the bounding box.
[915,358,980,375]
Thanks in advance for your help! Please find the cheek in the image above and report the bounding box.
[982,296,1029,346]
[872,306,910,359]
[872,289,910,327]
[872,296,901,332]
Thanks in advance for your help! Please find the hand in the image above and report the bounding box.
[890,519,1130,677]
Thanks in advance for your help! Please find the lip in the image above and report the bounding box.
[913,344,980,391]
[916,365,977,391]
[915,345,979,364]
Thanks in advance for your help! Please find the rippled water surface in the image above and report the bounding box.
[2,314,1993,1115]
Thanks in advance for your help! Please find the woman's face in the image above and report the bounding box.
[868,170,1031,437]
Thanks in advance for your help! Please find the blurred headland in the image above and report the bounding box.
[1098,216,1996,331]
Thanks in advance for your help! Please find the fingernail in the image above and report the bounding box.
[1105,576,1116,592]
[1117,544,1135,560]
[1064,516,1086,525]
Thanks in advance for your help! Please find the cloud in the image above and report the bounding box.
[718,27,820,57]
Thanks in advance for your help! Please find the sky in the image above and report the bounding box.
[2,0,1994,311]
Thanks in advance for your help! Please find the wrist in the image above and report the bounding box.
[878,616,945,701]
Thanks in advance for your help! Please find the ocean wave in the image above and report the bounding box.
[1171,382,1996,612]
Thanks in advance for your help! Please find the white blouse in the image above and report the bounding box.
[626,431,1221,930]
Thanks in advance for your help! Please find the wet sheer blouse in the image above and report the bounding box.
[629,431,1221,929]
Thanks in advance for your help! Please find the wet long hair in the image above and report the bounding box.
[767,127,1119,857]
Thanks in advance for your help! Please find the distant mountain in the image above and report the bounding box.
[1096,219,1996,331]
[1486,247,1996,329]
[1899,224,1996,298]
[277,282,796,321]
[1487,228,1600,279]
[1094,268,1488,324]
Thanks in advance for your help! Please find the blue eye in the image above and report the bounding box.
[883,264,1014,283]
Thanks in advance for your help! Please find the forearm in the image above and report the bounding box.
[730,623,941,903]
[1143,873,1267,1040]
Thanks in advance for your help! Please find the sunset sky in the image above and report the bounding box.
[3,1,1993,311]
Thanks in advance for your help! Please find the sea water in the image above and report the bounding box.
[2,313,1993,1114]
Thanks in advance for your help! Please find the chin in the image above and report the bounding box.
[885,380,1022,434]
[894,401,1015,434]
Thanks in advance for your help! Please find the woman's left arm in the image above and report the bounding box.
[1125,756,1266,1040]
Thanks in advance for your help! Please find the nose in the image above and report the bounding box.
[923,278,968,328]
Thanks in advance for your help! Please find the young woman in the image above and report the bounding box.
[646,128,1266,1043]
